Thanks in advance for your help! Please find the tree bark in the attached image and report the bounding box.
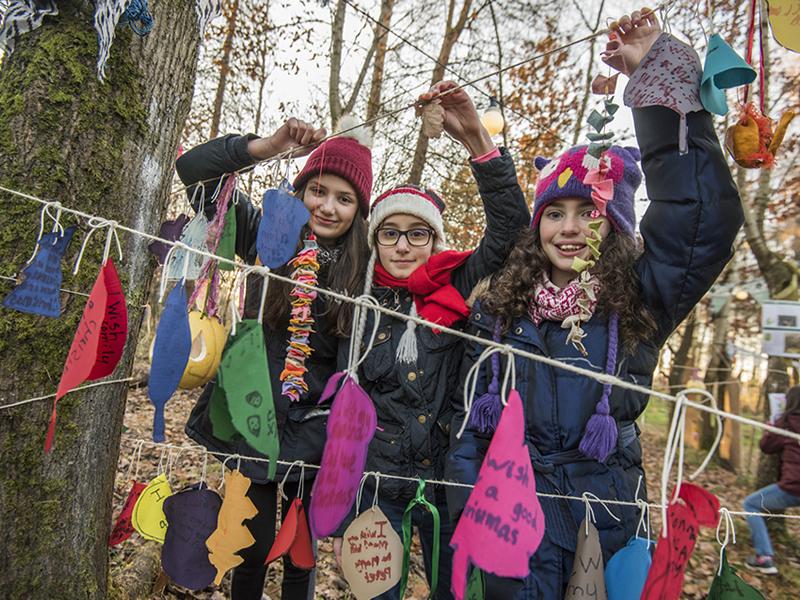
[365,0,396,124]
[210,0,240,139]
[408,0,474,185]
[0,2,198,596]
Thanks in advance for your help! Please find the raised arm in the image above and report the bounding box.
[417,81,530,297]
[602,12,744,346]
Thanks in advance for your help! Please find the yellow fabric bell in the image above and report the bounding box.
[178,311,227,389]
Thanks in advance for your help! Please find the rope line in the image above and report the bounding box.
[2,184,800,449]
[0,377,135,410]
[122,438,800,523]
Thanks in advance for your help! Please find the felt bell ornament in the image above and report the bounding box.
[725,102,796,169]
[178,310,227,389]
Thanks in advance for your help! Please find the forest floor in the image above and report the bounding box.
[109,379,800,599]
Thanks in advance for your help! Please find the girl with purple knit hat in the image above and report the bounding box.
[446,10,743,598]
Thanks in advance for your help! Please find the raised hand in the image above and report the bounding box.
[417,81,495,157]
[601,8,662,76]
[249,118,327,161]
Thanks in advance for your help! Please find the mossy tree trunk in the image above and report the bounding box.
[0,2,199,597]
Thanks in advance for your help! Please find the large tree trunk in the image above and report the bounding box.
[0,2,198,596]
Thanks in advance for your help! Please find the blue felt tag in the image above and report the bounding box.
[3,226,76,318]
[701,34,756,116]
[148,281,192,441]
[605,536,653,600]
[256,180,310,268]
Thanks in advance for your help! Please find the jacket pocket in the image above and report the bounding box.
[361,326,394,382]
[367,423,413,499]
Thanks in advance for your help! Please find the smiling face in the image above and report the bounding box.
[538,197,611,288]
[301,173,360,243]
[375,213,435,279]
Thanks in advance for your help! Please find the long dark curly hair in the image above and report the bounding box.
[481,228,658,352]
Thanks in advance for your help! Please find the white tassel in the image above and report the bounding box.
[396,304,419,364]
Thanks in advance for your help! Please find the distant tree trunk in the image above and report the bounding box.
[667,307,697,421]
[365,0,396,124]
[701,293,733,450]
[408,0,474,185]
[0,2,199,596]
[210,0,240,138]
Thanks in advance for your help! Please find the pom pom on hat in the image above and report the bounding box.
[293,114,373,216]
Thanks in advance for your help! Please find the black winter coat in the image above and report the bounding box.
[344,149,530,505]
[176,134,350,483]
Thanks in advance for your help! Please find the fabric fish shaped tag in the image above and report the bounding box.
[148,281,192,442]
[3,225,75,317]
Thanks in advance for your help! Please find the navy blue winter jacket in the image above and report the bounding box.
[445,99,743,595]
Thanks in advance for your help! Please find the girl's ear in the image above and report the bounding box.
[534,157,551,171]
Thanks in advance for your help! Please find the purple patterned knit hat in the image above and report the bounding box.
[531,145,642,238]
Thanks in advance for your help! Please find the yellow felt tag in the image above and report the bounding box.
[558,167,573,188]
[131,473,173,543]
[206,470,259,585]
[586,237,602,259]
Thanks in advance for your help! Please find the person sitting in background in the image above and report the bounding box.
[743,385,800,575]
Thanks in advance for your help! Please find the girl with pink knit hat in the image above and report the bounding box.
[447,11,744,598]
[177,117,372,599]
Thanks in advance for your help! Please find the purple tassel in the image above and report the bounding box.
[467,322,504,433]
[579,313,620,463]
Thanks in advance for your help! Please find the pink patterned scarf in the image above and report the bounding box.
[529,272,600,355]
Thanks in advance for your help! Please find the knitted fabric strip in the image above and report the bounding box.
[0,0,58,55]
[187,175,236,317]
[280,234,320,402]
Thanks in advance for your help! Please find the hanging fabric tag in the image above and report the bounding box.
[178,311,227,390]
[708,549,765,599]
[641,483,720,600]
[215,319,279,479]
[148,281,192,442]
[4,225,75,317]
[47,259,128,451]
[167,212,209,281]
[148,214,190,265]
[399,480,440,599]
[450,391,544,600]
[605,536,653,600]
[767,0,800,52]
[265,498,315,569]
[161,484,222,591]
[109,480,147,546]
[256,181,310,268]
[309,373,377,538]
[208,382,238,441]
[700,34,756,116]
[206,470,258,585]
[217,208,237,270]
[131,472,173,543]
[341,506,403,599]
[565,518,607,600]
[466,567,485,600]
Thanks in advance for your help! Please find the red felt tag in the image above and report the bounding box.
[47,259,128,451]
[641,484,720,600]
[109,480,147,546]
[265,498,315,570]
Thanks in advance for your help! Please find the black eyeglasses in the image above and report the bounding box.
[375,227,435,247]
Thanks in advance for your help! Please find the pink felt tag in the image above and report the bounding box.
[309,374,377,538]
[449,391,545,600]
